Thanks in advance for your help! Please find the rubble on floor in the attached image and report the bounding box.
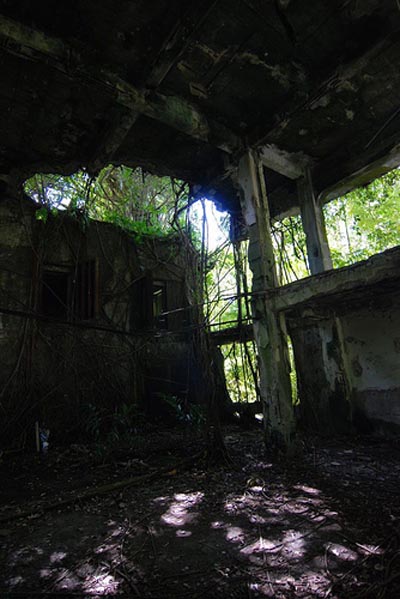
[1,429,400,598]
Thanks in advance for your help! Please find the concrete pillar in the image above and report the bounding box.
[297,170,352,432]
[288,312,353,433]
[238,149,295,451]
[298,168,332,275]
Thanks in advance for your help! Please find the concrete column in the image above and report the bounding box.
[238,149,295,451]
[297,170,352,433]
[298,168,332,275]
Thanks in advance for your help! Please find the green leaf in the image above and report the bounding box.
[35,206,48,222]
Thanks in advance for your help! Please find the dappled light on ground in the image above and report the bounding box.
[1,431,400,597]
[158,491,204,529]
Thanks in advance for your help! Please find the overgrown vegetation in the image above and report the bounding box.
[25,166,192,241]
[194,201,260,407]
[22,164,400,434]
[272,168,400,284]
[324,169,400,267]
[272,215,309,285]
[221,341,258,405]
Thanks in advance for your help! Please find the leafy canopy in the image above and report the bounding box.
[24,165,191,241]
[271,168,400,284]
[324,168,400,268]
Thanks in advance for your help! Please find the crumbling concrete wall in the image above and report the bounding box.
[266,245,400,437]
[289,314,352,434]
[340,297,400,433]
[289,291,400,436]
[0,195,196,447]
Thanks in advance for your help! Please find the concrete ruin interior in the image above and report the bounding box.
[0,196,211,443]
[1,1,400,596]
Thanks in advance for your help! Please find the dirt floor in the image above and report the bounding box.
[1,428,400,598]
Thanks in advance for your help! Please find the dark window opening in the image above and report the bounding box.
[73,260,99,320]
[41,260,99,320]
[41,270,70,318]
[153,281,167,329]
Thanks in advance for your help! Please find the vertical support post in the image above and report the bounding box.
[297,170,353,432]
[238,149,295,451]
[298,167,332,275]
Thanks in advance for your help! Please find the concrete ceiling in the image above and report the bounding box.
[0,0,399,215]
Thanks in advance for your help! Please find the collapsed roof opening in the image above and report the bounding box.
[23,165,194,239]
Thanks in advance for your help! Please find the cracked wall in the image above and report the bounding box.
[0,194,197,447]
[288,289,400,435]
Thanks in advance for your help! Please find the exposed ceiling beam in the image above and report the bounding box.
[259,144,311,179]
[0,14,241,155]
[90,1,221,168]
[146,0,219,89]
[318,141,400,204]
[270,245,400,314]
[89,108,140,173]
[254,31,400,148]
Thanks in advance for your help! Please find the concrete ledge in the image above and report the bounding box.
[269,246,400,313]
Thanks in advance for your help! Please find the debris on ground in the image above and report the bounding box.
[0,429,400,598]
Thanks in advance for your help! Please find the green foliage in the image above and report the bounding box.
[89,165,189,238]
[35,206,49,223]
[24,165,191,241]
[205,243,237,329]
[160,394,205,428]
[221,341,258,405]
[324,169,400,267]
[270,168,400,282]
[271,215,309,285]
[25,171,88,211]
[84,401,144,445]
[287,336,299,406]
[26,164,400,422]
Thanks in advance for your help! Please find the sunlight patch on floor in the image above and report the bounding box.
[160,491,204,527]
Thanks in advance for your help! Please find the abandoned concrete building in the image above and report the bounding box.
[0,0,400,452]
[3,2,400,597]
[0,195,209,444]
